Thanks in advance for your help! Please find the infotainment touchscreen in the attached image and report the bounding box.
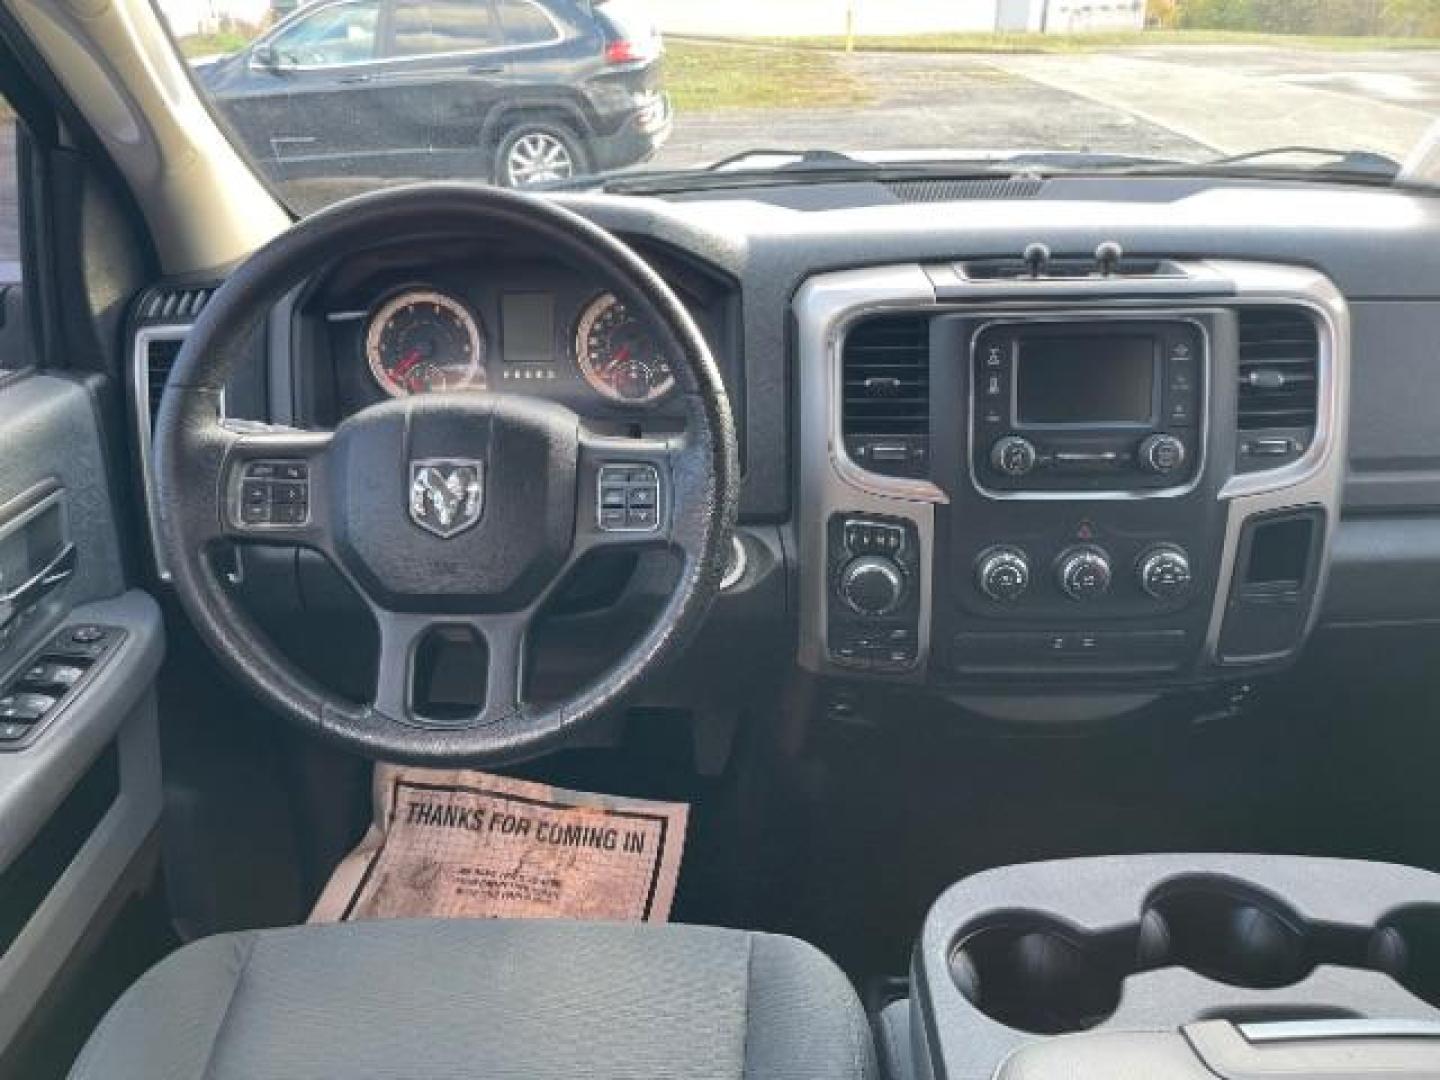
[1015,335,1156,426]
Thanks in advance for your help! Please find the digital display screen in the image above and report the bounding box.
[501,292,555,365]
[1016,336,1156,425]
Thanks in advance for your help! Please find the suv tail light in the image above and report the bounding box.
[604,38,654,64]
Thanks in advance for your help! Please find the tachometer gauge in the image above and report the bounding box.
[574,293,675,404]
[365,289,486,397]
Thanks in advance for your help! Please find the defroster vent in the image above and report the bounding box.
[1237,307,1319,472]
[842,315,931,478]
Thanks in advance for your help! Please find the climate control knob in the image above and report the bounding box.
[840,556,906,617]
[1056,546,1113,602]
[976,547,1031,603]
[1139,433,1187,476]
[990,436,1038,477]
[1138,545,1193,602]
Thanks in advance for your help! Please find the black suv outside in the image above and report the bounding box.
[195,0,671,187]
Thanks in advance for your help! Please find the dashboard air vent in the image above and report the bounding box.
[1236,307,1319,472]
[841,315,931,478]
[144,335,184,424]
[136,284,216,325]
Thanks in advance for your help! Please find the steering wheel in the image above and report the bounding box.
[154,184,739,764]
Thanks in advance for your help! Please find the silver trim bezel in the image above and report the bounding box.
[133,326,229,582]
[132,326,188,582]
[796,260,1348,680]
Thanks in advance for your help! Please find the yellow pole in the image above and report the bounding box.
[845,0,855,52]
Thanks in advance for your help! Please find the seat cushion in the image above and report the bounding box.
[67,918,876,1080]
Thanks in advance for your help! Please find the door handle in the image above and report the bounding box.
[0,542,76,633]
[468,64,503,74]
[338,73,373,84]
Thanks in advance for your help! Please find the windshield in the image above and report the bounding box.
[159,0,1440,208]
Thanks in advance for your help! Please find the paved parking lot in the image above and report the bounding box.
[2,42,1438,273]
[651,43,1440,170]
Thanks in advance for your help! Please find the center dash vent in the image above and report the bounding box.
[1236,307,1319,472]
[961,256,1181,281]
[841,315,931,478]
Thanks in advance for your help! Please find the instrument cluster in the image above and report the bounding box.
[307,241,735,431]
[346,280,676,408]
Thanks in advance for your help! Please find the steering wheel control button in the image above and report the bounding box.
[1057,546,1113,602]
[1139,433,1187,476]
[990,435,1038,477]
[597,464,661,533]
[1138,545,1194,602]
[236,459,312,529]
[976,547,1031,603]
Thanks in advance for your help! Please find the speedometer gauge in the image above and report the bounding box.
[365,289,487,397]
[574,293,675,404]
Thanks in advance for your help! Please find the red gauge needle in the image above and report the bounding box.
[602,345,631,374]
[393,348,423,377]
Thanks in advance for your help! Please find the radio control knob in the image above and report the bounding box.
[840,556,905,617]
[1057,546,1113,602]
[976,547,1031,603]
[991,436,1038,477]
[1138,545,1193,602]
[1139,433,1187,476]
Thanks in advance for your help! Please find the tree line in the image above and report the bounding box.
[1149,0,1440,36]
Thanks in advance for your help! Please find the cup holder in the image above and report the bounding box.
[1142,879,1313,989]
[1376,906,1440,1007]
[950,918,1126,1034]
[951,878,1440,1035]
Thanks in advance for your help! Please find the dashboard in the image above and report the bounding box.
[129,172,1440,719]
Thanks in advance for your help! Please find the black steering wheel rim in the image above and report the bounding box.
[154,183,739,765]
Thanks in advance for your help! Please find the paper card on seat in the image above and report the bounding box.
[309,765,689,924]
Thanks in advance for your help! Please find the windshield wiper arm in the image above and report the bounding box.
[1116,145,1402,182]
[700,148,878,172]
[1203,145,1401,175]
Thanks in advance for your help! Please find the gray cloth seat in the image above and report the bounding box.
[68,917,877,1080]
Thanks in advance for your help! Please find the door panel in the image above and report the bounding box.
[222,0,389,178]
[387,0,509,176]
[0,373,163,1070]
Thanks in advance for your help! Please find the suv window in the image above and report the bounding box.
[389,0,502,57]
[270,0,380,67]
[496,0,559,46]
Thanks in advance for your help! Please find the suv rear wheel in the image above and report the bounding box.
[495,122,589,187]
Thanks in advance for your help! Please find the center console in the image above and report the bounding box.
[905,855,1440,1080]
[796,257,1347,695]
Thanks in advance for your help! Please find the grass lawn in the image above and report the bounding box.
[749,29,1440,53]
[664,41,868,110]
[175,29,257,58]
